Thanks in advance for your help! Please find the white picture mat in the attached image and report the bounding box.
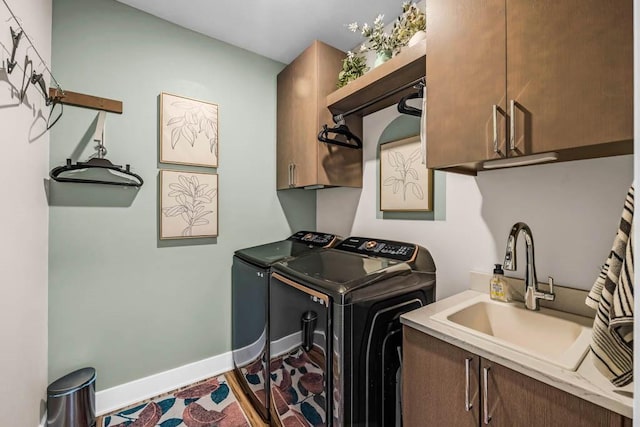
[380,135,433,211]
[160,92,219,167]
[160,170,218,239]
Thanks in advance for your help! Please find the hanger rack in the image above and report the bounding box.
[1,0,69,129]
[48,88,123,114]
[1,0,63,93]
[318,76,425,149]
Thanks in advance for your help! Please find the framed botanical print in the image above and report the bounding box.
[160,92,219,167]
[160,170,218,239]
[380,135,433,212]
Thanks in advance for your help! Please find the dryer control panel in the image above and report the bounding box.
[335,237,417,262]
[288,231,337,247]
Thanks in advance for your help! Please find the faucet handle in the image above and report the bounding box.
[547,276,555,296]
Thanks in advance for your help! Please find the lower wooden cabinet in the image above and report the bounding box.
[402,326,631,427]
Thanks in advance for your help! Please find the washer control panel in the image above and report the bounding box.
[288,231,337,247]
[335,237,417,262]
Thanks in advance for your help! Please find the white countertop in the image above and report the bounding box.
[400,290,633,419]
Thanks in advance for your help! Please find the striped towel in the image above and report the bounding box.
[586,185,634,387]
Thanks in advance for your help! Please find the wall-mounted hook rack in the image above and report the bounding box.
[1,0,63,92]
[48,88,123,114]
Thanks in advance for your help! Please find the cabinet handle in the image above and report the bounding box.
[291,163,296,187]
[492,105,501,156]
[464,357,473,411]
[509,99,516,151]
[483,367,491,424]
[288,163,294,188]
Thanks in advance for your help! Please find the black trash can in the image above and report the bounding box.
[47,367,96,427]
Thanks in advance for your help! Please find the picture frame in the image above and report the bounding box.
[160,92,219,167]
[380,135,433,212]
[160,169,218,239]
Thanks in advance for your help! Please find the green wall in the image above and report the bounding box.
[49,0,315,390]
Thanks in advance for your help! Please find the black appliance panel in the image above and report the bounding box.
[335,236,417,262]
[269,273,331,426]
[268,236,436,427]
[231,257,269,420]
[274,250,408,301]
[234,231,337,268]
[231,231,338,423]
[289,231,337,246]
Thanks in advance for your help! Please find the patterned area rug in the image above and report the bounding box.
[101,375,250,427]
[270,347,326,427]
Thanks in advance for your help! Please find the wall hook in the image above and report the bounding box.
[5,26,22,74]
[30,71,52,106]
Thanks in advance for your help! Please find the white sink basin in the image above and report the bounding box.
[431,295,593,371]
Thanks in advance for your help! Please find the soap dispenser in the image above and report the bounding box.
[490,264,511,302]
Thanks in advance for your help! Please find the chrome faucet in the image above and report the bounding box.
[503,222,555,310]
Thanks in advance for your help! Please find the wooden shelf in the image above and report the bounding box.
[326,39,426,117]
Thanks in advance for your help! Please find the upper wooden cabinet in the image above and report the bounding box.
[276,41,362,190]
[426,0,633,174]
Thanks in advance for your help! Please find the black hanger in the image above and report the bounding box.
[317,113,362,149]
[397,79,425,117]
[50,111,143,187]
[50,158,143,187]
[46,97,64,130]
[317,123,362,149]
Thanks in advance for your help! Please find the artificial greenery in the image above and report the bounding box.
[392,2,426,51]
[340,2,425,86]
[349,2,425,56]
[348,14,399,55]
[337,51,369,88]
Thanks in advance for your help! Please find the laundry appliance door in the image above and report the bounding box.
[269,272,331,426]
[231,256,270,421]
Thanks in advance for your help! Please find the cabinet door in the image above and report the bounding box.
[506,0,633,156]
[403,327,479,426]
[480,358,627,427]
[426,0,507,170]
[277,64,295,190]
[277,41,362,189]
[277,43,319,189]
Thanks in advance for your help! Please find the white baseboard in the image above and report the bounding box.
[96,351,233,416]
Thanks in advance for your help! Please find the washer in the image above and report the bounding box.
[232,231,340,422]
[268,236,436,426]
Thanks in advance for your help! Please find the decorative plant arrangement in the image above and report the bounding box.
[349,14,399,57]
[392,2,426,49]
[160,170,218,239]
[342,2,426,83]
[337,51,369,88]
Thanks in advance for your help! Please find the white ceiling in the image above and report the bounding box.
[115,0,401,63]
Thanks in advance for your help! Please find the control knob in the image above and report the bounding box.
[365,240,378,250]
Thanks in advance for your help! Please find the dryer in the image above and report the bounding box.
[232,231,340,422]
[268,236,436,427]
